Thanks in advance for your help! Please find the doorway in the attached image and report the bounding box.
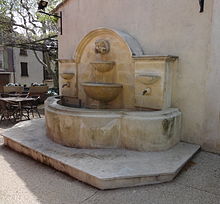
[0,74,10,92]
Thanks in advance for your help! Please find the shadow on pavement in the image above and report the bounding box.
[0,136,97,204]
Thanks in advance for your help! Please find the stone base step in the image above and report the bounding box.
[1,119,200,189]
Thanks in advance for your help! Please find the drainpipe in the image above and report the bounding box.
[75,63,79,97]
[12,47,15,83]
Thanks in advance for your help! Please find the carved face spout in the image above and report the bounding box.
[95,39,110,54]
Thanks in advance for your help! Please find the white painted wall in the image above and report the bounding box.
[57,0,220,153]
[13,48,44,87]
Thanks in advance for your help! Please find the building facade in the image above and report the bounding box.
[13,47,44,87]
[0,46,45,91]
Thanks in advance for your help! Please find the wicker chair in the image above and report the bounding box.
[28,86,48,103]
[1,93,9,98]
[0,100,18,123]
[3,86,23,94]
[23,96,41,118]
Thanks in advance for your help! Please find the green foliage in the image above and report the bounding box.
[0,0,62,39]
[0,0,62,88]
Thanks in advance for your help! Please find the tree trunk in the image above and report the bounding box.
[43,51,58,89]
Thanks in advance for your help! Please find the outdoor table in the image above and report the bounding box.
[0,97,35,121]
[8,93,28,97]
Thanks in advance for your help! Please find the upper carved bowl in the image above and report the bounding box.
[60,72,75,80]
[81,82,123,103]
[90,61,115,72]
[136,73,161,85]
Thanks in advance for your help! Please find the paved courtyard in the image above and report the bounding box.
[0,122,220,204]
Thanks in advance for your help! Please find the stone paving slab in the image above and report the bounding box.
[1,119,200,189]
[82,182,220,204]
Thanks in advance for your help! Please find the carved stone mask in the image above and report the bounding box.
[95,39,110,54]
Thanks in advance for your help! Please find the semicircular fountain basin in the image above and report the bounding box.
[81,82,123,103]
[90,61,115,72]
[45,96,181,152]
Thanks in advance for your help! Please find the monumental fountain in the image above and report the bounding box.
[2,28,200,189]
[47,28,181,151]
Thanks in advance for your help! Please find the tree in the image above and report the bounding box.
[0,0,62,89]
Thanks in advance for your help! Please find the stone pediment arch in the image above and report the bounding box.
[74,27,144,63]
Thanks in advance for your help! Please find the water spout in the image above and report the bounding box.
[62,82,70,88]
[142,88,151,95]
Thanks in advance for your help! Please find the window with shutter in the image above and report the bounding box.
[21,62,28,76]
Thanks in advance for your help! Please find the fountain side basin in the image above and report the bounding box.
[45,97,181,151]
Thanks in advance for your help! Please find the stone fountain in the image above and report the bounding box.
[47,28,182,151]
[2,28,200,189]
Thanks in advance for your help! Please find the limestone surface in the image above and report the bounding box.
[2,119,199,189]
[45,97,181,151]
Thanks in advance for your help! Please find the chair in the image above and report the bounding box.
[0,100,18,123]
[28,86,49,103]
[1,93,9,98]
[23,96,41,118]
[3,86,23,94]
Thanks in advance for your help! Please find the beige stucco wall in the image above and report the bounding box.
[204,0,220,152]
[13,48,44,86]
[57,0,220,153]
